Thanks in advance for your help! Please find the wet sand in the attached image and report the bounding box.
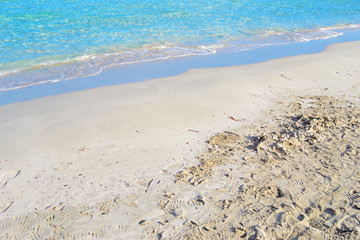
[0,41,359,239]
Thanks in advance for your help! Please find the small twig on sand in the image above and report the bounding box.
[2,201,14,213]
[189,129,200,133]
[229,116,240,122]
[280,74,294,81]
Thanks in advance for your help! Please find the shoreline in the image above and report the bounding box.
[1,29,360,106]
[0,41,360,238]
[1,24,359,94]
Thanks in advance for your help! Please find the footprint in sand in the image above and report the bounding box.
[187,198,205,207]
[0,170,21,189]
[158,198,185,217]
[320,208,336,220]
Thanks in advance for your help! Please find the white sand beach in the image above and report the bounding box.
[0,41,360,239]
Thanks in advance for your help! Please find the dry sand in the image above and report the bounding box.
[0,41,359,239]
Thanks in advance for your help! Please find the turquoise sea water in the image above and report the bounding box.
[1,0,360,90]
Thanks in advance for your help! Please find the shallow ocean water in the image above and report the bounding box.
[1,0,360,90]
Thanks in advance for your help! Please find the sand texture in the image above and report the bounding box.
[0,41,360,239]
[173,95,360,239]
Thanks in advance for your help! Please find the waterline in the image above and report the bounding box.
[1,24,359,91]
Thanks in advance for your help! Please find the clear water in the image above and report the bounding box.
[1,0,360,90]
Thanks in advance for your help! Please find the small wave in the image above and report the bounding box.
[261,24,360,43]
[289,30,343,42]
[0,69,24,78]
[318,24,360,31]
[0,43,221,91]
